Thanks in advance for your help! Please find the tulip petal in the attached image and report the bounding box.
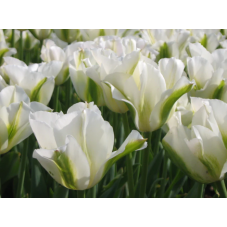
[33,149,64,185]
[149,76,194,131]
[163,125,214,183]
[92,130,147,187]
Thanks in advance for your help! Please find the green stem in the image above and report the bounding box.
[66,78,72,109]
[53,184,69,198]
[139,132,152,198]
[16,138,29,198]
[122,113,134,198]
[11,29,15,48]
[77,190,85,198]
[216,180,227,198]
[92,185,96,198]
[25,50,30,65]
[199,184,205,198]
[19,31,23,61]
[158,152,168,198]
[39,40,43,63]
[153,129,161,155]
[53,86,60,112]
[164,170,183,198]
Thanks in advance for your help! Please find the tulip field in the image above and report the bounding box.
[1,29,227,199]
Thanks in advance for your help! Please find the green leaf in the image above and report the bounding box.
[185,182,205,198]
[169,176,188,198]
[0,151,20,184]
[53,184,69,198]
[31,159,49,198]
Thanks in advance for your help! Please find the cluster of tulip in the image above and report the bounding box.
[1,29,227,198]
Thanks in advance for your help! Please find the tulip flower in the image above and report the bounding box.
[29,29,52,41]
[80,29,119,41]
[0,85,51,155]
[141,29,190,63]
[54,29,81,43]
[0,29,17,65]
[22,30,39,51]
[103,53,194,132]
[30,102,147,190]
[188,29,224,52]
[187,56,225,99]
[2,57,62,105]
[163,97,227,184]
[41,39,69,85]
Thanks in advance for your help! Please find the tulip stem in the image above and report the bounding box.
[11,29,15,48]
[19,31,23,61]
[77,190,85,198]
[92,185,96,198]
[122,113,134,198]
[53,86,60,112]
[139,132,152,198]
[153,129,161,155]
[16,138,29,198]
[216,180,227,198]
[66,78,71,109]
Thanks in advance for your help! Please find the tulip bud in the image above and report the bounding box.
[29,29,52,41]
[163,97,227,184]
[0,85,51,154]
[30,102,147,190]
[54,29,81,43]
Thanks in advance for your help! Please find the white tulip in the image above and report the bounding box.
[29,29,52,41]
[163,97,227,184]
[30,102,147,190]
[2,57,62,105]
[0,30,17,65]
[0,85,51,154]
[41,39,69,85]
[54,29,81,43]
[80,29,119,41]
[103,53,194,132]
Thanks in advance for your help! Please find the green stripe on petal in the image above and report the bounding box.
[150,78,194,131]
[8,102,23,142]
[86,77,104,106]
[102,138,147,179]
[30,77,47,102]
[53,150,77,190]
[163,140,206,183]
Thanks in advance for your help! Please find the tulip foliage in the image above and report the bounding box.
[1,29,227,198]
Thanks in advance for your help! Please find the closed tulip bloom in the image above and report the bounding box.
[163,97,227,184]
[0,85,51,154]
[104,53,194,132]
[41,39,69,85]
[2,57,62,105]
[54,29,81,43]
[30,102,147,190]
[29,29,52,41]
[80,29,118,41]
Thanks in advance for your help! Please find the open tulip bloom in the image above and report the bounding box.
[0,85,51,154]
[30,102,147,190]
[102,52,194,132]
[1,57,62,105]
[163,97,227,184]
